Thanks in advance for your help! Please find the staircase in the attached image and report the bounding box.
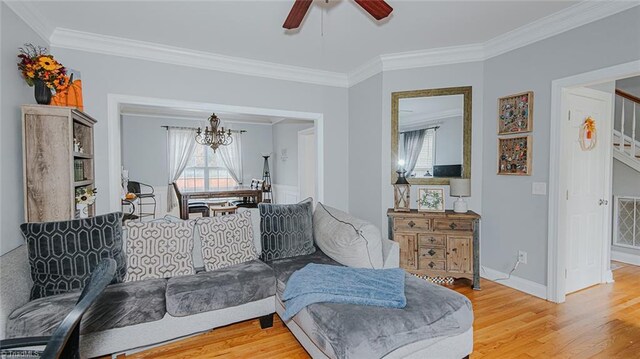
[613,89,640,172]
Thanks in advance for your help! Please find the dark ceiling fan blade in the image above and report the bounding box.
[283,0,313,29]
[354,0,393,20]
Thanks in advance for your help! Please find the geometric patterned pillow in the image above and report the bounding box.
[124,220,196,282]
[259,198,315,262]
[197,212,258,271]
[20,212,126,300]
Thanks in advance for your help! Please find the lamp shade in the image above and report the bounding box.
[450,178,471,197]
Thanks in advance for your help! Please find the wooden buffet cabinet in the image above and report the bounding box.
[387,209,480,289]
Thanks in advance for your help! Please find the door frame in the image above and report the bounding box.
[107,94,325,212]
[547,60,640,303]
[297,127,316,202]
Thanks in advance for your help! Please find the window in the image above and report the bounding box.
[413,129,436,177]
[176,145,236,191]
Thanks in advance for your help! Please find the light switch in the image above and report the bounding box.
[532,182,547,195]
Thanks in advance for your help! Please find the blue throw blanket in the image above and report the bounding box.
[282,263,406,321]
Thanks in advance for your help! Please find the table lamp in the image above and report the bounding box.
[450,178,470,213]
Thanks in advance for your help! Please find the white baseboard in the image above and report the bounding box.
[611,249,640,266]
[481,266,547,300]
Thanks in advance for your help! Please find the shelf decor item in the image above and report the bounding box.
[17,44,71,105]
[450,178,471,213]
[76,187,97,219]
[498,91,533,135]
[51,68,84,111]
[497,136,532,175]
[417,187,445,212]
[393,160,411,212]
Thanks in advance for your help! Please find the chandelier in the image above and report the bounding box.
[195,113,233,152]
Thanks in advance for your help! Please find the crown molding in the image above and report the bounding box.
[3,0,54,42]
[483,0,640,59]
[9,0,637,88]
[381,44,485,72]
[348,57,383,87]
[50,28,349,88]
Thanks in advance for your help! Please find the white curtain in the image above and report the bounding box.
[403,129,426,176]
[167,128,197,212]
[218,131,243,185]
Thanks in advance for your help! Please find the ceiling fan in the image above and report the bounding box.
[283,0,393,30]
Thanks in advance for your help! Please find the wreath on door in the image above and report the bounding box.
[579,116,597,151]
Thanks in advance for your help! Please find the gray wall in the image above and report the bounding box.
[0,4,49,255]
[481,7,640,285]
[271,121,314,187]
[348,73,383,229]
[46,46,349,232]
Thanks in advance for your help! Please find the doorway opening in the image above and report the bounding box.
[548,60,640,303]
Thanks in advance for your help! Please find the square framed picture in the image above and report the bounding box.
[497,136,532,176]
[417,187,445,212]
[498,91,533,135]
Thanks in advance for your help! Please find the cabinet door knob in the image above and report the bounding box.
[449,222,458,230]
[429,237,436,243]
[428,249,436,256]
[452,248,457,252]
[408,221,415,228]
[428,261,435,268]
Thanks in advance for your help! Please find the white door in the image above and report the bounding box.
[563,87,613,294]
[298,128,316,202]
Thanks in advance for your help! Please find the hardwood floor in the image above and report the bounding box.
[122,262,640,359]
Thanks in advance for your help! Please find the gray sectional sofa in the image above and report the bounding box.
[0,207,473,359]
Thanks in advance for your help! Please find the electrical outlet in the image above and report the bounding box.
[518,250,528,264]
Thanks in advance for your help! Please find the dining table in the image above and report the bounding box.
[178,186,263,220]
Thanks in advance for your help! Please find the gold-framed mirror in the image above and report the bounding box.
[391,86,472,185]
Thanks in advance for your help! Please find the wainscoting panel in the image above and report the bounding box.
[273,184,299,204]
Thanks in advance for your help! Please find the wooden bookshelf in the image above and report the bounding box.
[22,105,97,222]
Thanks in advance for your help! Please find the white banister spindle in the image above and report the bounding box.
[620,99,625,153]
[632,102,637,158]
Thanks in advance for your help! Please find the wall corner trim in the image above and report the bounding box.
[3,0,54,42]
[481,266,548,300]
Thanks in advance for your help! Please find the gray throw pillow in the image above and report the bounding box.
[20,212,126,300]
[259,198,315,262]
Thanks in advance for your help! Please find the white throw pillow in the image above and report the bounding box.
[124,220,196,282]
[197,212,258,271]
[236,207,262,255]
[313,203,384,269]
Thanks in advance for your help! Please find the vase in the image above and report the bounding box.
[76,203,89,219]
[33,79,52,105]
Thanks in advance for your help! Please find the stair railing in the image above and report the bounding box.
[615,89,639,162]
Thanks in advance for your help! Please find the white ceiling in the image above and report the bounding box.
[399,95,463,129]
[23,0,578,73]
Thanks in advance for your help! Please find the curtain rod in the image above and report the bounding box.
[161,125,246,133]
[399,125,440,134]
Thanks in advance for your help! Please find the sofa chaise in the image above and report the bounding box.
[0,204,473,358]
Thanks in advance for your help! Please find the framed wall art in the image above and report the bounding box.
[417,187,445,212]
[498,91,533,135]
[497,136,532,175]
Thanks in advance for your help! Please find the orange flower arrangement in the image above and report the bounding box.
[17,44,70,92]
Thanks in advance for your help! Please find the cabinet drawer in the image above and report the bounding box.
[394,218,431,232]
[419,233,445,247]
[419,259,446,271]
[419,246,446,260]
[433,219,473,232]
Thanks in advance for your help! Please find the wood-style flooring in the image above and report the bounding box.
[119,262,640,359]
